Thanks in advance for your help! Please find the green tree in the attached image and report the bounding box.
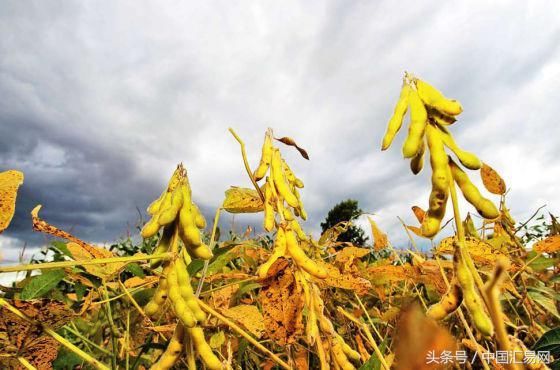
[320,199,368,246]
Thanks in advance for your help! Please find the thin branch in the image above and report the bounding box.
[228,127,265,202]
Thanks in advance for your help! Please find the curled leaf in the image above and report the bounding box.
[411,206,425,223]
[274,136,309,160]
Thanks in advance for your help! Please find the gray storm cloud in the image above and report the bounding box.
[1,1,559,264]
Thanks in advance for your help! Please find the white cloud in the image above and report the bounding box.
[0,0,559,264]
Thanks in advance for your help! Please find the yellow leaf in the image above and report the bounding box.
[0,170,24,234]
[66,242,125,280]
[436,236,508,265]
[368,217,388,250]
[209,331,226,348]
[334,246,369,265]
[318,261,372,295]
[406,225,424,238]
[534,235,560,253]
[222,187,264,213]
[124,276,159,288]
[222,305,266,338]
[481,163,506,195]
[318,221,350,246]
[259,266,304,345]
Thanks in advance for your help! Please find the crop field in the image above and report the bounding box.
[0,75,559,370]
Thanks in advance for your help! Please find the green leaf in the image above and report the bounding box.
[533,327,560,359]
[74,282,87,301]
[51,241,72,257]
[359,339,387,370]
[53,346,84,370]
[187,259,205,276]
[21,269,65,300]
[235,282,262,300]
[535,328,560,370]
[209,331,226,349]
[527,251,558,272]
[528,291,560,320]
[125,263,145,278]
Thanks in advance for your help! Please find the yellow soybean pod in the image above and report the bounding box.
[187,327,223,370]
[402,89,428,158]
[416,78,463,116]
[382,83,411,151]
[449,159,499,219]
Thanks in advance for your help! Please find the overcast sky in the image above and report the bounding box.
[1,1,559,266]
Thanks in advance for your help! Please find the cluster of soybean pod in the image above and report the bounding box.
[141,165,222,370]
[381,73,501,337]
[253,131,362,369]
[254,129,327,280]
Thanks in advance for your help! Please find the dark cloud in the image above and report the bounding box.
[1,1,560,265]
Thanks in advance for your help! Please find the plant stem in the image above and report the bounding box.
[228,127,265,202]
[196,207,222,297]
[336,307,390,370]
[197,299,292,370]
[0,253,173,273]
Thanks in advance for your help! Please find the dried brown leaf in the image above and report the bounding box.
[533,235,560,253]
[411,205,426,223]
[31,205,111,260]
[259,266,304,345]
[222,187,264,213]
[274,136,309,160]
[0,299,72,369]
[0,170,24,234]
[481,163,506,195]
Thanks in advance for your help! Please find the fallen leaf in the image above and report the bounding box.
[0,169,24,234]
[222,187,264,213]
[274,136,309,160]
[481,163,506,195]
